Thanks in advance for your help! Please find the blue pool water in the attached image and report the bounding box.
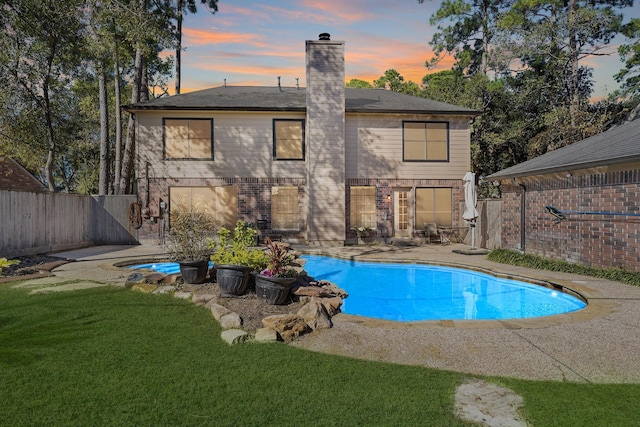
[301,255,586,321]
[128,262,212,275]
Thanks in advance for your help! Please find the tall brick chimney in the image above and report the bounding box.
[305,33,346,246]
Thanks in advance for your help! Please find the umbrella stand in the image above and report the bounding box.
[469,219,476,250]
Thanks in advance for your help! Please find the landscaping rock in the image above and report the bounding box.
[297,299,332,330]
[210,303,232,321]
[174,291,192,300]
[153,285,176,294]
[162,274,180,285]
[221,329,247,345]
[192,293,216,305]
[125,272,144,288]
[454,379,527,427]
[219,312,242,329]
[262,314,310,342]
[254,327,280,342]
[293,285,334,298]
[143,273,165,284]
[131,283,157,293]
[318,296,343,316]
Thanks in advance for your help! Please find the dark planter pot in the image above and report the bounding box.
[178,260,209,284]
[216,264,252,296]
[254,274,297,305]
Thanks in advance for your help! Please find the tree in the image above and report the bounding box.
[418,0,507,75]
[499,0,631,125]
[346,78,373,88]
[175,0,218,94]
[0,0,85,191]
[616,18,640,98]
[373,69,421,95]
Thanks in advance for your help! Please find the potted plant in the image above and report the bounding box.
[166,202,216,284]
[210,220,267,296]
[254,237,299,305]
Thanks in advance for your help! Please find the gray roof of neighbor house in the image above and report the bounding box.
[126,86,481,116]
[488,118,640,180]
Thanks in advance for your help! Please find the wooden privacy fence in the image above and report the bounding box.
[0,190,139,257]
[458,199,502,250]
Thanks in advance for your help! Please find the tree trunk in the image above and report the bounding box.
[119,45,144,194]
[176,0,183,94]
[113,33,123,194]
[568,0,579,127]
[98,66,110,195]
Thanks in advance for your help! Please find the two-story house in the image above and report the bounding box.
[127,34,480,246]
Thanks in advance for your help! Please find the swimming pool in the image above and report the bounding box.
[127,261,212,275]
[301,255,586,321]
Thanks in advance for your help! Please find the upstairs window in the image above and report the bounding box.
[403,121,448,162]
[164,118,213,160]
[273,119,304,160]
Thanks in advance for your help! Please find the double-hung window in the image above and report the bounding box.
[271,186,299,230]
[164,118,213,159]
[273,119,304,160]
[350,186,376,229]
[403,121,448,161]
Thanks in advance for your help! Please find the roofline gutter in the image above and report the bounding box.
[123,106,482,117]
[487,156,640,181]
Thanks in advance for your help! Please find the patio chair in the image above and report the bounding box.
[424,222,450,245]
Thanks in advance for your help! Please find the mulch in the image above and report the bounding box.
[0,255,72,283]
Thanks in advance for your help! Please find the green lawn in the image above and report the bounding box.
[1,284,638,426]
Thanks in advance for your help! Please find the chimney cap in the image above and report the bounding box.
[319,33,331,40]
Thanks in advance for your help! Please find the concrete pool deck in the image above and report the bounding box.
[46,243,640,383]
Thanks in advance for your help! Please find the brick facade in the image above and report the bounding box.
[500,169,640,272]
[138,177,465,244]
[138,177,308,243]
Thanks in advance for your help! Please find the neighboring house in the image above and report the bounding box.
[0,157,46,192]
[488,118,640,272]
[127,34,480,246]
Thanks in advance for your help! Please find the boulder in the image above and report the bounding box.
[125,272,144,288]
[318,296,343,316]
[210,303,232,321]
[219,312,242,329]
[192,293,216,305]
[293,285,334,298]
[297,299,332,330]
[131,283,157,293]
[153,285,176,294]
[262,314,311,342]
[143,273,165,284]
[162,274,180,285]
[254,327,280,342]
[174,291,192,300]
[221,329,247,345]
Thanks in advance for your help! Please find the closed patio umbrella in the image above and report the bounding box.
[462,172,479,249]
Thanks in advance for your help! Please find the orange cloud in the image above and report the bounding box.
[184,28,267,47]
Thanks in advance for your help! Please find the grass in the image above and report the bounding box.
[1,283,639,426]
[488,249,640,286]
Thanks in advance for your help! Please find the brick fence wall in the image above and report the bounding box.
[500,169,640,272]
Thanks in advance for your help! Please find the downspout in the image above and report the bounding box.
[518,183,526,252]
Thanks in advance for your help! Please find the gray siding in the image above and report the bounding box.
[137,111,307,180]
[345,114,471,179]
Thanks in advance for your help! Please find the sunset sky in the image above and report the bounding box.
[176,0,639,100]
